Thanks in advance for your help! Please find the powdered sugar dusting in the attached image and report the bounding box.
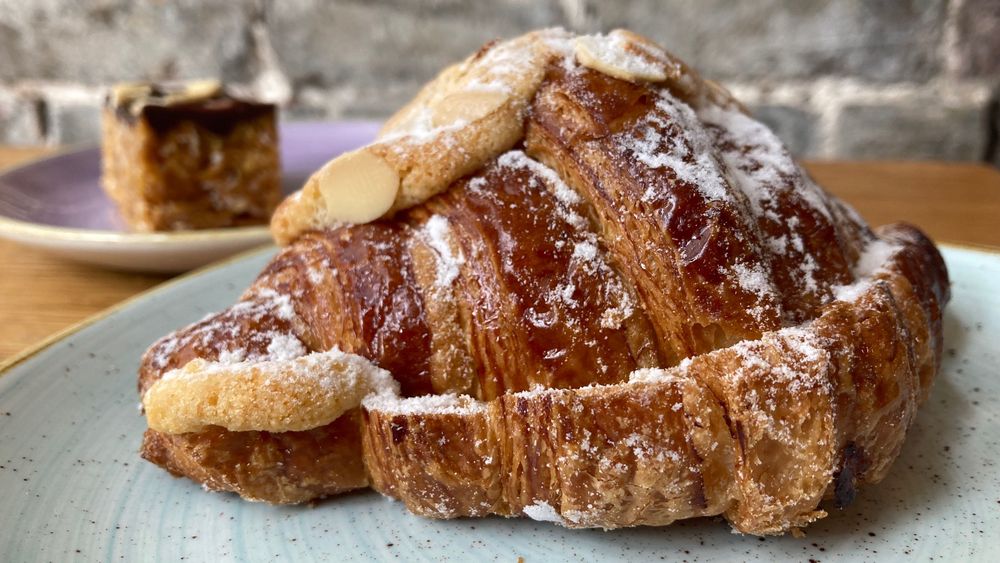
[523,500,566,524]
[616,89,732,204]
[266,332,307,361]
[697,102,839,302]
[148,288,308,373]
[378,107,467,144]
[572,240,598,262]
[699,104,831,222]
[306,267,324,286]
[378,29,564,144]
[421,215,465,288]
[363,392,486,416]
[732,262,776,303]
[831,237,900,302]
[216,348,247,365]
[832,280,872,303]
[628,367,685,385]
[160,347,398,398]
[727,328,832,398]
[853,238,898,278]
[495,150,635,330]
[306,259,337,286]
[575,31,665,80]
[497,150,582,209]
[233,287,297,322]
[463,33,545,95]
[539,28,576,72]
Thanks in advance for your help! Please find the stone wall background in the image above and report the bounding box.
[0,0,998,164]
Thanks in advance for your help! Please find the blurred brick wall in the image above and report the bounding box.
[0,0,997,164]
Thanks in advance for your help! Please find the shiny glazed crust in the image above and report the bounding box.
[360,224,948,534]
[137,29,950,535]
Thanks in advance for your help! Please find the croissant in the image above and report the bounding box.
[137,29,949,536]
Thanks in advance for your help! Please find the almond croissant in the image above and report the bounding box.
[138,29,949,536]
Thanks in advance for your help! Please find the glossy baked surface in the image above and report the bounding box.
[136,31,949,532]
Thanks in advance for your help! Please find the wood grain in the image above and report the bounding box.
[1,146,998,362]
[807,160,1000,250]
[0,147,170,361]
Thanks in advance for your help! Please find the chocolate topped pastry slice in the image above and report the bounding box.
[101,80,280,231]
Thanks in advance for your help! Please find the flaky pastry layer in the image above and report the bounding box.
[138,28,950,536]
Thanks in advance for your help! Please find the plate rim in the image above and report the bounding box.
[0,118,384,247]
[0,241,997,379]
[0,144,273,244]
[0,243,276,374]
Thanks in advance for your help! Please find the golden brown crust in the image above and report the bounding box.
[407,222,478,396]
[270,28,729,244]
[141,410,369,504]
[360,227,948,534]
[138,29,950,535]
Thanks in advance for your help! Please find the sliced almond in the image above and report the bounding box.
[430,90,509,128]
[110,82,153,108]
[574,34,667,83]
[703,79,748,113]
[317,149,400,224]
[183,79,223,97]
[611,29,667,58]
[163,79,223,106]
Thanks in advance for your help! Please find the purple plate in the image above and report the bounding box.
[0,121,380,272]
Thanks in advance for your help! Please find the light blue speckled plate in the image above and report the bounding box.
[1,245,998,562]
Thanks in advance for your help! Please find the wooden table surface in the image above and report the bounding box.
[1,146,999,363]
